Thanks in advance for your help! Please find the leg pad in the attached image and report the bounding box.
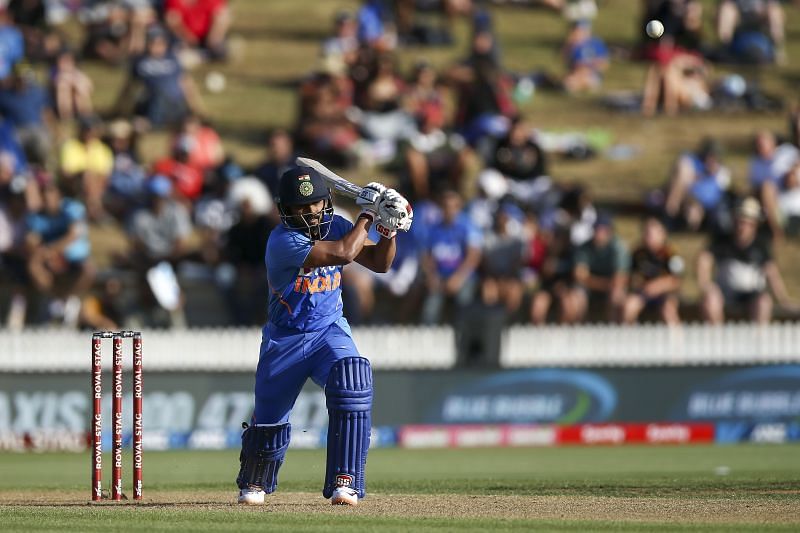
[236,423,290,493]
[323,357,372,499]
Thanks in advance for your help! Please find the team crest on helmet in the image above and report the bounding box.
[298,180,314,196]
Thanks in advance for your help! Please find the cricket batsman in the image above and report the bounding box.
[236,165,412,506]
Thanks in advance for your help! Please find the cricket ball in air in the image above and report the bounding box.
[205,71,227,93]
[646,20,664,39]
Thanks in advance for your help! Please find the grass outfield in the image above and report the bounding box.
[0,445,798,531]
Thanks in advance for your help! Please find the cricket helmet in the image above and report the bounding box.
[276,166,334,240]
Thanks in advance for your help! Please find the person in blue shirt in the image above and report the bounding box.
[562,21,609,93]
[0,70,51,165]
[420,188,482,324]
[236,165,412,506]
[25,182,94,325]
[116,26,201,128]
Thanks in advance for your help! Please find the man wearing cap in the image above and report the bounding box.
[235,166,411,506]
[697,197,798,324]
[572,212,630,322]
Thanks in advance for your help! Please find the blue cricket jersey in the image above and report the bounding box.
[265,214,353,332]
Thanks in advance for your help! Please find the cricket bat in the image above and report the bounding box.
[295,156,362,200]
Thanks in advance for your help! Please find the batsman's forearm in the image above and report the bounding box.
[339,218,373,263]
[372,235,396,273]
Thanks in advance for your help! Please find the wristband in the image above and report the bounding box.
[375,222,396,239]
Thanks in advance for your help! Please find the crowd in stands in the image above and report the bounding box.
[0,0,798,331]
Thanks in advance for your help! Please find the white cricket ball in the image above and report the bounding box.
[205,71,226,93]
[646,20,664,39]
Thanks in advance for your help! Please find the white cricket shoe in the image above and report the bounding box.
[330,486,358,506]
[238,488,266,505]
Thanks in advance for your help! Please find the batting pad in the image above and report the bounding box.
[236,423,291,493]
[323,357,373,499]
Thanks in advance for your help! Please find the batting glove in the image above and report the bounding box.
[355,182,386,217]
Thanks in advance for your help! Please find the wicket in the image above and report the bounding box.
[91,331,143,502]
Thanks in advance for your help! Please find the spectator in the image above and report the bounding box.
[562,21,609,94]
[296,70,359,167]
[697,197,798,324]
[0,188,29,329]
[49,48,94,121]
[640,0,703,53]
[172,114,224,177]
[0,68,51,166]
[479,204,526,318]
[369,223,424,323]
[641,44,711,117]
[59,116,114,221]
[128,174,192,326]
[663,137,732,231]
[717,0,785,64]
[529,225,578,324]
[25,182,95,327]
[8,0,48,61]
[572,213,630,322]
[777,163,800,237]
[222,177,275,325]
[252,128,295,199]
[116,26,202,129]
[81,1,132,64]
[481,116,549,207]
[449,25,516,149]
[420,189,482,324]
[357,0,397,52]
[748,129,799,239]
[164,0,231,61]
[322,10,359,70]
[622,216,683,325]
[152,138,204,203]
[104,118,147,221]
[0,6,24,80]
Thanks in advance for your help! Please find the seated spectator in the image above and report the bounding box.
[164,0,231,61]
[116,26,202,129]
[221,177,275,325]
[152,138,204,203]
[557,183,597,247]
[81,1,132,64]
[357,0,397,52]
[8,0,48,62]
[622,216,683,325]
[529,225,578,324]
[59,116,114,221]
[0,188,29,329]
[252,128,295,199]
[49,48,94,121]
[0,68,51,166]
[748,130,799,239]
[104,118,147,221]
[420,189,482,324]
[480,204,526,318]
[572,213,630,322]
[562,21,609,94]
[172,114,224,178]
[0,7,24,81]
[127,175,192,326]
[322,10,359,70]
[481,116,549,207]
[394,0,471,46]
[369,222,424,323]
[697,197,798,324]
[640,0,703,54]
[352,53,418,166]
[641,16,712,117]
[449,26,516,149]
[296,70,359,167]
[717,0,785,64]
[778,163,800,237]
[25,182,95,327]
[663,137,731,231]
